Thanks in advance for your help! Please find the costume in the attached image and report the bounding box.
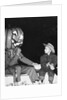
[5,28,39,84]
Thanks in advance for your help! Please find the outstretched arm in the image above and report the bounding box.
[16,48,41,70]
[19,53,34,66]
[19,52,41,70]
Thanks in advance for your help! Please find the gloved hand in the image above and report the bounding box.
[32,63,41,70]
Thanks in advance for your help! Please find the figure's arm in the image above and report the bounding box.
[49,63,55,70]
[15,47,34,66]
[15,48,41,70]
[40,55,48,68]
[48,55,57,70]
[9,48,20,66]
[19,53,34,66]
[50,55,57,66]
[18,52,41,70]
[9,54,19,66]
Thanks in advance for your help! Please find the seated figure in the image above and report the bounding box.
[5,28,41,85]
[39,43,57,84]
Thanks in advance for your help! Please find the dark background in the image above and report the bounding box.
[5,16,57,64]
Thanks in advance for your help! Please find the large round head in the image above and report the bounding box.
[12,28,24,47]
[5,28,24,49]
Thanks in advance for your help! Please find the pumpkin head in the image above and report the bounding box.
[5,28,24,49]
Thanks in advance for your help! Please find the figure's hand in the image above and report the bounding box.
[32,63,41,70]
[46,62,50,67]
[50,64,55,70]
[46,63,55,70]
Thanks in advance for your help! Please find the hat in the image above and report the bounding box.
[43,43,55,53]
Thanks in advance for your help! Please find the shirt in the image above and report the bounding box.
[40,53,57,69]
[39,53,57,76]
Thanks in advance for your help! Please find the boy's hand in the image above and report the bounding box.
[50,64,55,70]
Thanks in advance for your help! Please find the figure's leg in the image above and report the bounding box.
[8,67,17,85]
[27,67,39,83]
[13,69,17,85]
[38,69,46,83]
[16,66,21,82]
[21,66,39,83]
[48,70,54,84]
[9,66,21,85]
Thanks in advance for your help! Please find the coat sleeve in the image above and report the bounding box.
[19,53,34,66]
[49,55,57,66]
[9,55,19,66]
[40,55,48,68]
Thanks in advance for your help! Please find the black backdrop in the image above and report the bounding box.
[5,16,57,64]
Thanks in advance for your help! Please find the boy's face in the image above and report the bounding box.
[44,46,51,54]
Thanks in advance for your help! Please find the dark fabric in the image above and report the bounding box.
[39,53,57,76]
[40,53,57,69]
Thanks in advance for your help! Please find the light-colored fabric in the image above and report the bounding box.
[21,66,39,83]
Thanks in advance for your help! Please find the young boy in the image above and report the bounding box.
[39,43,57,84]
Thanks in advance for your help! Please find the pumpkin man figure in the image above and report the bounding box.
[5,28,41,85]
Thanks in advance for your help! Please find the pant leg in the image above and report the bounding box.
[16,66,21,82]
[9,67,16,83]
[8,65,21,83]
[48,70,54,84]
[21,66,39,83]
[38,68,47,82]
